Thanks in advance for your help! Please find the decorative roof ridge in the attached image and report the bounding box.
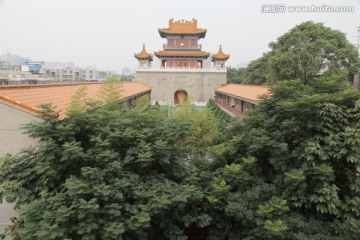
[215,83,269,90]
[130,81,153,89]
[154,50,210,53]
[158,18,207,38]
[134,44,153,60]
[0,82,103,90]
[228,83,269,88]
[212,45,230,60]
[0,92,41,116]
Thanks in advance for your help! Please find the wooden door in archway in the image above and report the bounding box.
[174,90,187,104]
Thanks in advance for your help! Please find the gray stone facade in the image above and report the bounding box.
[354,74,360,90]
[0,103,41,239]
[136,68,227,104]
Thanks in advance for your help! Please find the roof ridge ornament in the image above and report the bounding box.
[158,18,207,38]
[211,45,230,61]
[134,44,153,60]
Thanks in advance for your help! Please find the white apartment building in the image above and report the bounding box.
[46,68,99,82]
[81,68,98,81]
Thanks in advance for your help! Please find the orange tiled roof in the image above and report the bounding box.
[215,84,269,102]
[134,44,153,60]
[154,50,210,58]
[158,18,207,38]
[0,82,152,120]
[212,45,230,61]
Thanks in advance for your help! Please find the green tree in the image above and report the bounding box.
[0,100,206,240]
[172,101,221,156]
[131,95,151,112]
[226,67,246,84]
[206,99,231,131]
[243,53,270,85]
[68,86,101,113]
[268,21,360,84]
[206,75,360,239]
[97,76,123,110]
[181,109,220,153]
[171,100,196,121]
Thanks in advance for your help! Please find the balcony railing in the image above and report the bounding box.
[215,98,244,117]
[163,44,202,50]
[136,66,226,72]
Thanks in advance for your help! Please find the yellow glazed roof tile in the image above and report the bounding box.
[0,82,152,119]
[215,84,269,102]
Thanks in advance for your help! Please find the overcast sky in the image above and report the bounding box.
[0,0,359,73]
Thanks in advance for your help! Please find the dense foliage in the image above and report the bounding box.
[226,67,247,84]
[228,21,360,86]
[227,54,269,85]
[2,75,359,239]
[1,22,360,239]
[206,99,231,131]
[205,76,360,239]
[0,107,208,240]
[244,53,269,85]
[268,21,360,84]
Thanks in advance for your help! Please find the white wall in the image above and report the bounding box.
[0,103,41,238]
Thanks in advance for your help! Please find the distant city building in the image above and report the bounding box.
[0,53,119,85]
[82,68,99,81]
[98,70,117,81]
[121,67,132,76]
[21,58,45,74]
[0,53,23,67]
[46,67,82,82]
[134,18,229,105]
[45,68,100,82]
[0,66,55,86]
[44,61,75,69]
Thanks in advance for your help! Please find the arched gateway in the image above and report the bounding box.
[174,90,187,104]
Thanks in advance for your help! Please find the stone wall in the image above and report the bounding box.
[136,69,227,103]
[0,103,41,239]
[354,74,360,90]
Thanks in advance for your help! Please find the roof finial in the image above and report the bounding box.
[143,44,145,49]
[219,45,222,49]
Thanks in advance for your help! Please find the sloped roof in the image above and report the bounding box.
[158,18,207,38]
[212,45,230,61]
[215,84,269,102]
[154,50,210,58]
[134,44,153,60]
[0,82,152,120]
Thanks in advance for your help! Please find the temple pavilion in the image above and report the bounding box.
[134,19,229,105]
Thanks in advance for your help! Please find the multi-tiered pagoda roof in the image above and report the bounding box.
[158,18,207,38]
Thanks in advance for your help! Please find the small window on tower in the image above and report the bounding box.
[191,39,196,47]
